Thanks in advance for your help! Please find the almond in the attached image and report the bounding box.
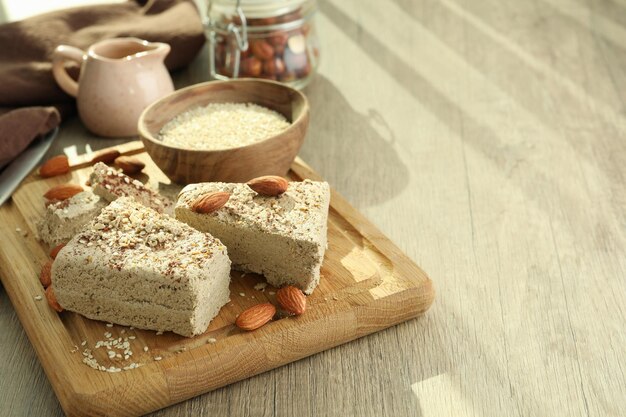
[49,243,66,260]
[246,176,289,196]
[115,156,145,175]
[91,149,121,165]
[40,260,52,288]
[191,192,230,214]
[45,286,63,312]
[44,183,83,201]
[276,286,306,315]
[39,155,69,178]
[44,199,61,208]
[235,303,276,331]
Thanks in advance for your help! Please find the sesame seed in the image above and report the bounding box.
[239,293,245,297]
[143,346,149,352]
[34,295,42,301]
[207,338,217,344]
[81,340,87,346]
[154,356,162,361]
[159,103,290,150]
[106,323,113,328]
[156,331,163,335]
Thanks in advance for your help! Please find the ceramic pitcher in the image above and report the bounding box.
[52,38,174,138]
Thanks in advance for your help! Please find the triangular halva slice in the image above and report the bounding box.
[52,197,231,337]
[176,179,330,294]
[89,162,174,216]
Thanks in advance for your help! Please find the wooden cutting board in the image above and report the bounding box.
[0,142,434,417]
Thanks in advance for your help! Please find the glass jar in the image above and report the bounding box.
[206,0,319,89]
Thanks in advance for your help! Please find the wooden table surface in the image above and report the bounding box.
[2,0,626,416]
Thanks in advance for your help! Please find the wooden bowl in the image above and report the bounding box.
[138,79,309,184]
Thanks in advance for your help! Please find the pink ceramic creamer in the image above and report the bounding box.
[52,37,174,137]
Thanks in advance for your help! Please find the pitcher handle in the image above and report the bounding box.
[52,45,85,98]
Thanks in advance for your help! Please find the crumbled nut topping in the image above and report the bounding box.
[178,180,329,241]
[68,197,227,279]
[90,163,173,214]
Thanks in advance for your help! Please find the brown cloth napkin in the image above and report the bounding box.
[0,0,206,169]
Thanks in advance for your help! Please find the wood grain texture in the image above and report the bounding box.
[0,146,432,416]
[2,0,626,415]
[139,79,309,184]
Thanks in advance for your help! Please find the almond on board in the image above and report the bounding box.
[39,155,69,178]
[45,286,63,312]
[235,303,276,331]
[40,261,52,288]
[43,184,83,201]
[114,156,145,175]
[276,286,306,315]
[49,243,66,260]
[91,149,121,165]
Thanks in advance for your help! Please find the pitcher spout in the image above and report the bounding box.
[88,37,171,63]
[142,41,171,62]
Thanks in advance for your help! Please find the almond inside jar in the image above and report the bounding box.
[209,0,319,88]
[158,102,291,150]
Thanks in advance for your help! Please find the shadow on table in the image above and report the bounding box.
[301,75,410,207]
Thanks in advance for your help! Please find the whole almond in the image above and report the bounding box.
[263,57,286,76]
[40,260,52,288]
[39,155,69,178]
[191,192,230,214]
[250,40,274,61]
[49,243,66,260]
[44,199,61,208]
[91,149,121,165]
[236,303,276,331]
[114,156,145,175]
[276,286,306,315]
[241,56,263,77]
[247,176,288,196]
[45,286,63,312]
[44,183,83,201]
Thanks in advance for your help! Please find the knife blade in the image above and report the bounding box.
[0,127,58,206]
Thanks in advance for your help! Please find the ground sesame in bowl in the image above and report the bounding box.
[158,102,291,150]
